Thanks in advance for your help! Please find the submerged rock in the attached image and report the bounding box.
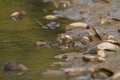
[35,41,51,48]
[41,69,64,77]
[3,61,28,75]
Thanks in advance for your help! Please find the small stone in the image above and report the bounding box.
[43,15,58,20]
[97,49,106,58]
[107,35,115,40]
[46,21,60,29]
[100,19,109,25]
[65,22,89,30]
[98,57,106,62]
[10,11,26,21]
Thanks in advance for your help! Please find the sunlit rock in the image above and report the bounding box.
[10,11,26,21]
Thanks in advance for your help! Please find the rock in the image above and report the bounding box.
[41,69,64,77]
[3,61,28,73]
[50,41,59,47]
[107,40,120,46]
[63,67,89,77]
[43,15,58,20]
[91,68,113,79]
[111,71,120,80]
[87,30,95,37]
[75,73,91,80]
[35,41,51,48]
[81,36,91,46]
[65,22,89,30]
[82,55,105,62]
[54,52,79,61]
[82,55,98,62]
[74,41,87,49]
[56,34,74,50]
[100,19,110,25]
[98,57,106,62]
[51,62,72,67]
[110,10,120,21]
[62,0,72,8]
[10,11,26,21]
[92,26,104,40]
[97,49,106,57]
[107,35,115,40]
[97,42,119,51]
[46,21,60,29]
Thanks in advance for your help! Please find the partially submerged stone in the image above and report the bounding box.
[43,15,58,20]
[46,21,60,29]
[10,11,26,21]
[35,41,51,48]
[3,61,28,75]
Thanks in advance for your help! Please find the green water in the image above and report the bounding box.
[0,0,73,80]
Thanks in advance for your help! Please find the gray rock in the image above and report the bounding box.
[3,61,28,71]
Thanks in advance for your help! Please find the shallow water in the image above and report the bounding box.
[0,0,73,80]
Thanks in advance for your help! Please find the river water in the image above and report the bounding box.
[0,0,70,80]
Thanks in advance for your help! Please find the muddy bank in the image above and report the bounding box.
[42,0,120,80]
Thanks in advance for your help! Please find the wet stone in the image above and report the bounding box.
[10,11,26,21]
[3,61,28,75]
[46,21,60,29]
[35,41,51,48]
